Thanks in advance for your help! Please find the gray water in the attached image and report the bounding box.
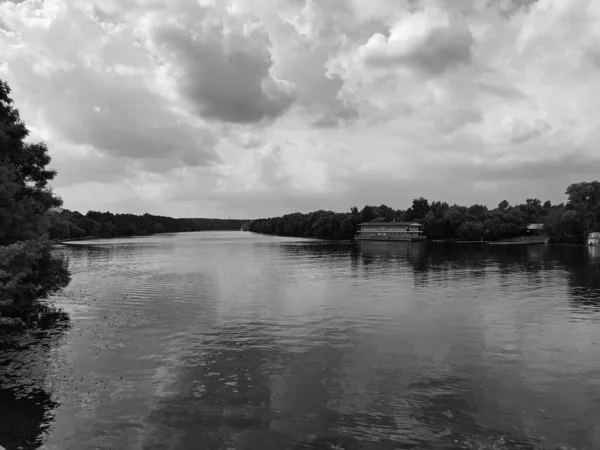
[1,231,600,450]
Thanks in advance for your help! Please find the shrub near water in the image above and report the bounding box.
[0,79,71,330]
[0,239,70,329]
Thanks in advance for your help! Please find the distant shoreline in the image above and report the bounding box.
[59,231,591,248]
[58,236,103,243]
[245,231,553,245]
[58,229,243,244]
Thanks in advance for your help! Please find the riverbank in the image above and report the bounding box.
[247,231,551,245]
[63,231,578,248]
[59,236,102,243]
[487,236,548,245]
[58,229,244,244]
[432,235,548,245]
[0,301,69,334]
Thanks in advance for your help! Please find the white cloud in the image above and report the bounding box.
[1,1,219,169]
[357,5,474,75]
[1,0,600,219]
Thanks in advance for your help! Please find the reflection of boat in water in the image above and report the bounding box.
[357,240,426,260]
[588,232,600,246]
[588,245,600,260]
[487,238,548,245]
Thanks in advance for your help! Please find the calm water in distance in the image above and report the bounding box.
[1,231,600,450]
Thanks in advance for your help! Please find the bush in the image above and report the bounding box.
[0,238,70,328]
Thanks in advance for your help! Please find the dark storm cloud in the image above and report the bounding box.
[150,15,296,124]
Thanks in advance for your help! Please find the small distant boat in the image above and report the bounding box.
[588,232,600,246]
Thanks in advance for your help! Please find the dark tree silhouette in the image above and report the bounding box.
[0,79,70,328]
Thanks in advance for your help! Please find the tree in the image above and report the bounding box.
[467,204,488,221]
[358,205,375,223]
[423,211,438,238]
[498,200,510,211]
[430,201,449,219]
[0,79,70,328]
[339,215,358,238]
[411,197,430,220]
[374,204,395,221]
[542,204,569,243]
[446,208,464,229]
[565,181,600,242]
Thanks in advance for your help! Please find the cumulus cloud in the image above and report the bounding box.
[358,6,474,75]
[1,0,600,218]
[148,5,296,124]
[1,0,218,170]
[239,0,365,127]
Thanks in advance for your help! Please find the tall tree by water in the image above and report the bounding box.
[566,181,600,241]
[0,79,70,328]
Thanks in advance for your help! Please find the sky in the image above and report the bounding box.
[1,0,600,219]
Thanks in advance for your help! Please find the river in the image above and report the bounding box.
[1,231,599,449]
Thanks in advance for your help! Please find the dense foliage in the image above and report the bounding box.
[1,79,70,328]
[45,209,247,240]
[0,239,70,321]
[543,181,600,244]
[244,183,600,244]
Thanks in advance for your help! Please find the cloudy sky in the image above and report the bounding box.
[1,0,599,219]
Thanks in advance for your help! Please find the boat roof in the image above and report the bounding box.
[526,223,544,229]
[358,222,422,226]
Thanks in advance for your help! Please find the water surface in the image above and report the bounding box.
[1,232,600,449]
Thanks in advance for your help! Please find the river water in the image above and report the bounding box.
[1,231,600,450]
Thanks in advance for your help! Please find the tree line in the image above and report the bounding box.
[46,209,247,240]
[243,182,600,245]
